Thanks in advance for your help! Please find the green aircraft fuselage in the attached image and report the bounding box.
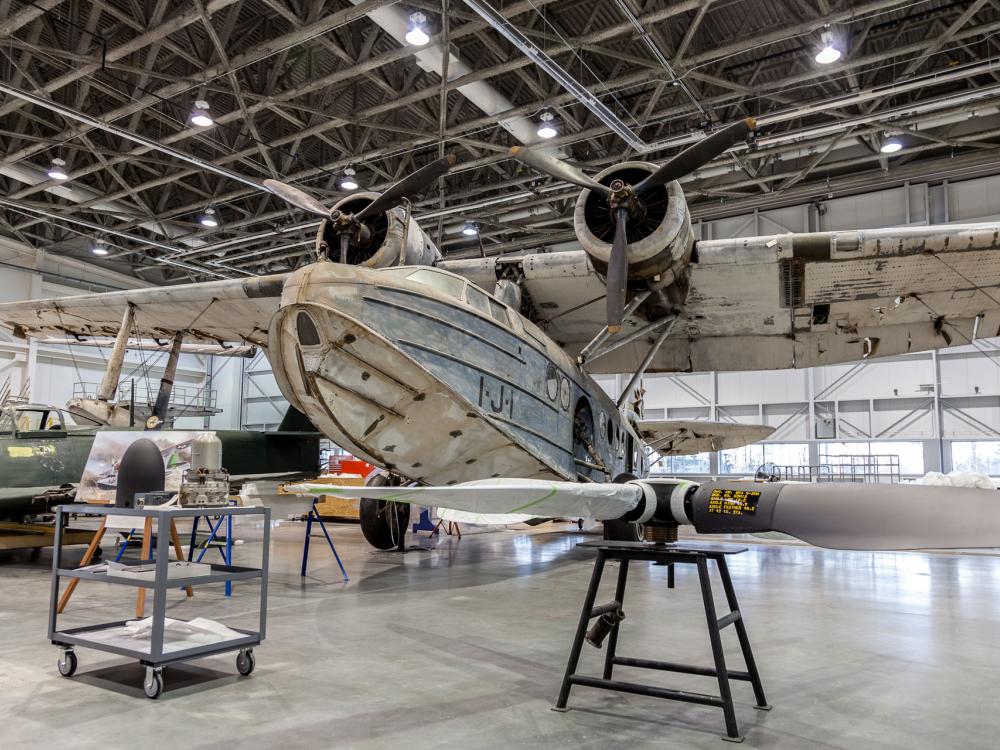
[0,404,320,518]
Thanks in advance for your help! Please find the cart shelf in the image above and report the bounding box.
[56,563,263,589]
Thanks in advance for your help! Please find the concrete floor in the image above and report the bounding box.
[2,518,1000,749]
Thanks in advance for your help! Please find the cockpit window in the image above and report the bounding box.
[488,298,509,326]
[522,318,549,349]
[404,269,465,300]
[15,409,62,432]
[465,285,491,315]
[296,311,321,346]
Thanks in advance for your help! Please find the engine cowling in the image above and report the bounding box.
[314,192,441,268]
[573,162,694,287]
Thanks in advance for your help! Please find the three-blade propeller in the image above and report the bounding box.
[263,155,458,262]
[510,118,756,331]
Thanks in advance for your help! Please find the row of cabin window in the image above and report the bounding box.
[399,268,550,350]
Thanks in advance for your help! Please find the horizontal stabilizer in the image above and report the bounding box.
[637,419,774,454]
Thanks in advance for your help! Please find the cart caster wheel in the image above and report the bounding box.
[236,649,255,676]
[143,668,163,699]
[57,650,77,677]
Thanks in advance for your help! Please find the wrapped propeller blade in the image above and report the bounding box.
[508,146,611,196]
[634,117,756,196]
[263,179,330,217]
[355,154,457,222]
[286,477,643,520]
[606,208,629,333]
[686,480,1000,550]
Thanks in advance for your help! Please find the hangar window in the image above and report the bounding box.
[952,442,1000,475]
[296,311,321,346]
[818,441,924,476]
[405,268,465,300]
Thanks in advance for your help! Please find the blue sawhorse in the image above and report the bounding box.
[187,510,235,596]
[301,499,348,581]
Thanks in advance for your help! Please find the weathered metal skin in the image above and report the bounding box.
[573,161,695,283]
[314,193,441,267]
[269,261,648,487]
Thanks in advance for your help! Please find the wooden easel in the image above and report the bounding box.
[57,515,193,616]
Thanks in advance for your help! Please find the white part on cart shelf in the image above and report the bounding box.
[78,617,248,654]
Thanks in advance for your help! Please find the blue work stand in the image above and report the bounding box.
[300,499,348,581]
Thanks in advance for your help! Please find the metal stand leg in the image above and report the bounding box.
[696,556,741,742]
[301,507,314,576]
[301,500,349,581]
[225,515,233,597]
[187,516,199,561]
[716,557,770,710]
[602,560,629,680]
[555,551,606,711]
[114,530,135,562]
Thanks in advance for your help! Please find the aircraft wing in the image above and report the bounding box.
[443,224,1000,374]
[0,274,287,346]
[636,419,774,454]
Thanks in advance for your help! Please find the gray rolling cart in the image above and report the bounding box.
[49,503,270,699]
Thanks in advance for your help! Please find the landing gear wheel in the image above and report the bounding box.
[92,545,103,562]
[143,667,163,699]
[604,473,643,542]
[603,520,644,542]
[57,649,77,677]
[359,473,410,551]
[236,649,255,676]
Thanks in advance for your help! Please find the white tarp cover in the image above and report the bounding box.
[286,477,643,520]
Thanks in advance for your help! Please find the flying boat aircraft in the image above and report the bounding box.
[4,119,1000,550]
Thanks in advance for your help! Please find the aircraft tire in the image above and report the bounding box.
[604,472,643,542]
[359,473,410,550]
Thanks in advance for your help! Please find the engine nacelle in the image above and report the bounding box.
[573,162,694,287]
[315,192,441,268]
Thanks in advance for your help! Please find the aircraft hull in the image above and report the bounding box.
[270,263,638,486]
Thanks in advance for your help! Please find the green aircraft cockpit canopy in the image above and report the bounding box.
[0,405,66,435]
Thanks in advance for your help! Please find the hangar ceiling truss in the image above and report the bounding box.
[1,0,1000,282]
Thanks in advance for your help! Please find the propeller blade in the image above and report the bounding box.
[339,233,350,264]
[606,208,629,333]
[634,117,756,195]
[688,480,1000,550]
[355,154,457,222]
[509,146,611,196]
[286,477,643,520]
[263,179,330,217]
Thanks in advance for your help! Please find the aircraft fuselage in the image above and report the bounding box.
[269,261,648,487]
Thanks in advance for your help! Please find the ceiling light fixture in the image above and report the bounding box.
[815,30,842,65]
[47,157,69,180]
[462,221,479,236]
[880,137,903,154]
[189,100,214,127]
[340,167,359,191]
[405,11,430,46]
[91,237,108,256]
[199,207,219,227]
[536,110,558,139]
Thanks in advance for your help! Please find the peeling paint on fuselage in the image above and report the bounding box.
[269,262,647,486]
